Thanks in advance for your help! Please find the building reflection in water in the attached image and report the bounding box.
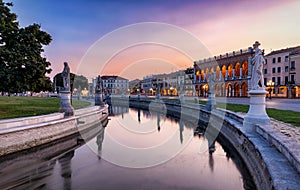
[108,105,129,117]
[179,120,184,144]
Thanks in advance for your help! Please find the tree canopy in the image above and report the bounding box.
[0,1,52,94]
[54,73,88,93]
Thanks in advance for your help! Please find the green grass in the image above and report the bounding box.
[193,100,300,127]
[0,96,91,120]
[71,99,91,109]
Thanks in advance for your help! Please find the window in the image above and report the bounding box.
[265,59,268,64]
[291,75,295,82]
[285,76,288,84]
[285,56,289,62]
[264,69,267,74]
[285,66,289,72]
[272,68,276,73]
[264,78,267,86]
[277,57,281,63]
[272,77,275,82]
[277,77,281,85]
[291,61,295,69]
[272,58,276,63]
[277,67,281,73]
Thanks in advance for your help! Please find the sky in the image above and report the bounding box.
[7,0,300,81]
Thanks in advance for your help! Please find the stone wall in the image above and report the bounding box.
[0,105,109,156]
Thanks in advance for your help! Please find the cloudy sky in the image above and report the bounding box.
[8,0,300,80]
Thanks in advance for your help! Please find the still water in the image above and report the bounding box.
[0,106,256,190]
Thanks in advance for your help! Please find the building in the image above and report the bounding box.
[264,46,300,98]
[97,75,129,95]
[194,47,253,97]
[184,68,194,96]
[141,70,189,96]
[289,49,300,98]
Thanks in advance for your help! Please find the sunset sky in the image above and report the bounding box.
[8,0,300,81]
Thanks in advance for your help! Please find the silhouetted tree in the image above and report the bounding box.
[0,2,52,94]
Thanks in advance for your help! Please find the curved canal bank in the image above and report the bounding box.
[0,106,255,190]
[108,97,300,190]
[0,105,109,156]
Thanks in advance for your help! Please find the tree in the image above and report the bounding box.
[54,73,88,93]
[0,2,52,94]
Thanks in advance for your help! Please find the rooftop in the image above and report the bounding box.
[265,46,300,56]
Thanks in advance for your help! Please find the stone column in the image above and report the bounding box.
[243,89,270,131]
[232,69,235,78]
[240,68,243,78]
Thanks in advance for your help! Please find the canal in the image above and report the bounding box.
[0,106,256,190]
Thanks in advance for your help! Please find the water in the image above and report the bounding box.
[0,106,256,190]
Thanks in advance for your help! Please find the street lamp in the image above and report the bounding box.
[267,80,274,99]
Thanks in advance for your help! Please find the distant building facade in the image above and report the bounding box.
[94,75,129,95]
[264,46,300,98]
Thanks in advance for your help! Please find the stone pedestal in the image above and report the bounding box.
[95,92,104,106]
[59,91,74,117]
[243,89,270,131]
[206,92,216,111]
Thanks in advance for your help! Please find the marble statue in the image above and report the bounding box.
[96,75,102,92]
[61,62,71,91]
[250,41,265,90]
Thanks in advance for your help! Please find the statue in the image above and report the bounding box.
[61,62,71,91]
[250,41,265,90]
[96,75,102,92]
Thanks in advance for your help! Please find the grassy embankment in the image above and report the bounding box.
[0,96,91,119]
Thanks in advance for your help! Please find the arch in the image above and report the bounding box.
[242,61,248,77]
[234,83,240,97]
[221,83,225,96]
[216,66,220,79]
[205,68,209,80]
[227,83,233,97]
[201,70,204,80]
[228,64,233,78]
[241,82,248,97]
[235,62,241,77]
[215,84,220,96]
[210,67,214,74]
[221,65,226,79]
[196,70,200,81]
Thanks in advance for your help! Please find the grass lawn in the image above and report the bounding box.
[197,100,300,127]
[0,96,91,119]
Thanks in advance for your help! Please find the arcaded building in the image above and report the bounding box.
[193,47,254,97]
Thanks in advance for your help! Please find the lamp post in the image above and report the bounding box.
[267,80,274,100]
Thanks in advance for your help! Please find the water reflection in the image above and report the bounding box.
[0,106,256,189]
[0,122,106,190]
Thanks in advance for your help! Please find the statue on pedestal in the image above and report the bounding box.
[61,62,71,92]
[95,75,104,106]
[59,62,74,117]
[250,41,265,90]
